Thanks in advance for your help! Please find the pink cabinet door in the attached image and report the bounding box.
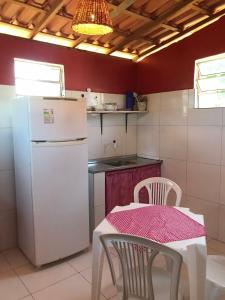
[105,164,161,214]
[105,168,133,214]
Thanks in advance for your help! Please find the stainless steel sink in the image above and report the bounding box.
[103,159,137,167]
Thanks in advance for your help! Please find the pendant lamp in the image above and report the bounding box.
[72,0,113,36]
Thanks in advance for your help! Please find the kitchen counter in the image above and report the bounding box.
[88,155,162,174]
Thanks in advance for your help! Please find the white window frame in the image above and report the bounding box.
[194,53,225,108]
[14,58,65,97]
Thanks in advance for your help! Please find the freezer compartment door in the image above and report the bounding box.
[31,140,89,265]
[29,99,87,141]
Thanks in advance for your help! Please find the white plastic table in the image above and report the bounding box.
[91,203,207,300]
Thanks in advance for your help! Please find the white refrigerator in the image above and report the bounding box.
[13,96,89,266]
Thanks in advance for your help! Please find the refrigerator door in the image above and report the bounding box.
[31,140,89,265]
[29,98,87,141]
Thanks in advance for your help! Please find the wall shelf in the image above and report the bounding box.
[87,110,148,134]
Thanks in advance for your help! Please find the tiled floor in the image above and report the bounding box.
[0,238,225,300]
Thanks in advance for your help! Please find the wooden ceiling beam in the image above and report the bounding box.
[1,1,12,14]
[107,0,198,54]
[108,3,151,21]
[110,0,136,18]
[5,0,45,14]
[161,23,180,32]
[30,0,68,38]
[138,7,225,61]
[192,4,211,16]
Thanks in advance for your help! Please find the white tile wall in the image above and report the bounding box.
[160,126,187,160]
[188,126,222,164]
[137,89,225,240]
[187,162,220,203]
[0,85,17,251]
[0,86,137,250]
[87,109,137,159]
[161,158,187,193]
[184,196,219,238]
[137,125,159,159]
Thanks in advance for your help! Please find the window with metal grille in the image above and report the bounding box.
[194,53,225,108]
[14,58,65,97]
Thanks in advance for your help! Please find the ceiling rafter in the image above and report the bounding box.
[161,22,181,32]
[192,3,211,16]
[137,7,225,61]
[107,0,198,54]
[2,0,147,42]
[0,0,224,61]
[30,0,68,38]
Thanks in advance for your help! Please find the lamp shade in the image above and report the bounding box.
[72,0,113,36]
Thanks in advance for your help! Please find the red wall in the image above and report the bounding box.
[0,34,137,94]
[137,16,225,94]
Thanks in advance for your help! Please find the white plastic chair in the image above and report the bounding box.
[134,177,182,207]
[206,255,225,300]
[100,233,184,300]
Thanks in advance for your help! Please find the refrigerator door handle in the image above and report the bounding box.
[32,139,87,147]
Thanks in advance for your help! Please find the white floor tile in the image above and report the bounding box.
[81,259,117,299]
[21,296,34,300]
[3,248,29,269]
[32,273,104,300]
[16,262,76,293]
[67,249,92,272]
[0,269,29,300]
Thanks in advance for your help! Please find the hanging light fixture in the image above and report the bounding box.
[72,0,113,36]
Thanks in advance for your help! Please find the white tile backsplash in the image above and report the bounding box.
[137,110,159,126]
[145,93,161,112]
[137,125,159,159]
[102,126,126,157]
[125,126,137,155]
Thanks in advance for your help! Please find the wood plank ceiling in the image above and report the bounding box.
[0,0,224,61]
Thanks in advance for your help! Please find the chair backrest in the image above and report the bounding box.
[134,177,182,206]
[100,233,182,300]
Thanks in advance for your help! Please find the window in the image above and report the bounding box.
[194,53,225,108]
[14,58,65,97]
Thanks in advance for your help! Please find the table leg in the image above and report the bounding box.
[91,233,105,300]
[186,244,207,300]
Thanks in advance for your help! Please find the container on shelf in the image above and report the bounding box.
[104,103,118,111]
[137,101,147,111]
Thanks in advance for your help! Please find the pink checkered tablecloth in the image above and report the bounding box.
[106,205,206,243]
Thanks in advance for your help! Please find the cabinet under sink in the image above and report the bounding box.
[88,160,162,239]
